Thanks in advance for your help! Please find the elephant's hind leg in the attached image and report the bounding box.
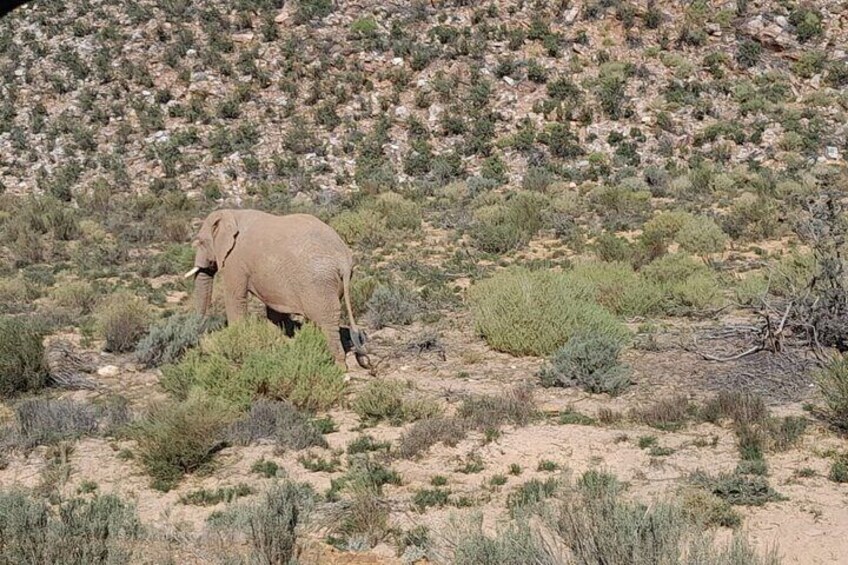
[265,307,299,337]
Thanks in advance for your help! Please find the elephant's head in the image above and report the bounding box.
[183,210,239,317]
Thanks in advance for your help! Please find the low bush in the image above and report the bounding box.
[690,470,784,506]
[0,316,48,398]
[397,386,535,459]
[468,268,630,357]
[49,280,98,315]
[323,456,397,548]
[564,261,666,317]
[540,327,630,395]
[373,192,421,231]
[506,477,560,515]
[94,292,152,353]
[330,209,387,248]
[396,417,467,459]
[8,398,98,450]
[545,470,779,565]
[136,313,225,368]
[640,253,725,314]
[681,488,742,528]
[209,480,315,565]
[161,318,345,411]
[815,355,848,430]
[130,391,237,490]
[227,399,327,450]
[468,192,547,253]
[0,490,141,564]
[629,395,694,431]
[675,215,729,256]
[0,276,38,314]
[364,283,420,329]
[352,379,441,425]
[179,484,254,506]
[456,385,537,430]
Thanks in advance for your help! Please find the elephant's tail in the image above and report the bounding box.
[342,267,371,369]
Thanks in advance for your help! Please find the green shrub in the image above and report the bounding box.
[468,192,547,253]
[829,456,848,483]
[540,327,630,395]
[815,355,848,430]
[352,379,440,425]
[681,488,742,528]
[161,319,345,411]
[789,6,823,42]
[639,210,692,258]
[564,261,666,317]
[349,275,379,318]
[641,253,724,314]
[94,291,152,353]
[0,317,48,398]
[675,215,728,256]
[468,205,529,254]
[373,192,421,231]
[49,280,98,315]
[690,470,784,506]
[506,477,559,515]
[364,283,420,328]
[0,276,38,314]
[136,313,224,368]
[330,209,387,248]
[594,233,634,263]
[469,268,630,357]
[0,490,141,564]
[130,391,237,490]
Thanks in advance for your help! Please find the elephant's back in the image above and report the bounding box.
[243,211,351,263]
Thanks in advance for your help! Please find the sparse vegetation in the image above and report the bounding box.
[0,317,48,398]
[0,0,844,560]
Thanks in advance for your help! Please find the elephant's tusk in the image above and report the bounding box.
[183,267,200,279]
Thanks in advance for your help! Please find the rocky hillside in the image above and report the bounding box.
[0,0,845,202]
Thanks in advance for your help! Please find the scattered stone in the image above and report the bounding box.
[564,7,579,24]
[232,33,254,43]
[826,146,840,160]
[503,76,516,86]
[97,365,121,378]
[743,15,797,51]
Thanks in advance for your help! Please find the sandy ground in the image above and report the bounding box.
[1,313,846,564]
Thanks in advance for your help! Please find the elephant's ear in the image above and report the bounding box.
[211,210,239,269]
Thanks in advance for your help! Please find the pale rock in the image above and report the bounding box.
[274,8,291,24]
[503,76,516,86]
[392,57,404,66]
[564,6,579,24]
[775,15,789,28]
[97,365,120,378]
[292,191,312,206]
[706,23,721,35]
[394,105,410,119]
[428,103,442,124]
[233,33,254,43]
[186,48,196,57]
[810,74,821,88]
[825,146,840,160]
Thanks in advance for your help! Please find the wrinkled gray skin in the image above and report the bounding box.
[186,209,370,370]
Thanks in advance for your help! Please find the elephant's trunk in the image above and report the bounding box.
[194,271,214,317]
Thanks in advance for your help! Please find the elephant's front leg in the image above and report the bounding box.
[222,272,249,324]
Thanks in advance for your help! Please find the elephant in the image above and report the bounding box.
[183,209,370,370]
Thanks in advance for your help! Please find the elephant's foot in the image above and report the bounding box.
[355,352,371,370]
